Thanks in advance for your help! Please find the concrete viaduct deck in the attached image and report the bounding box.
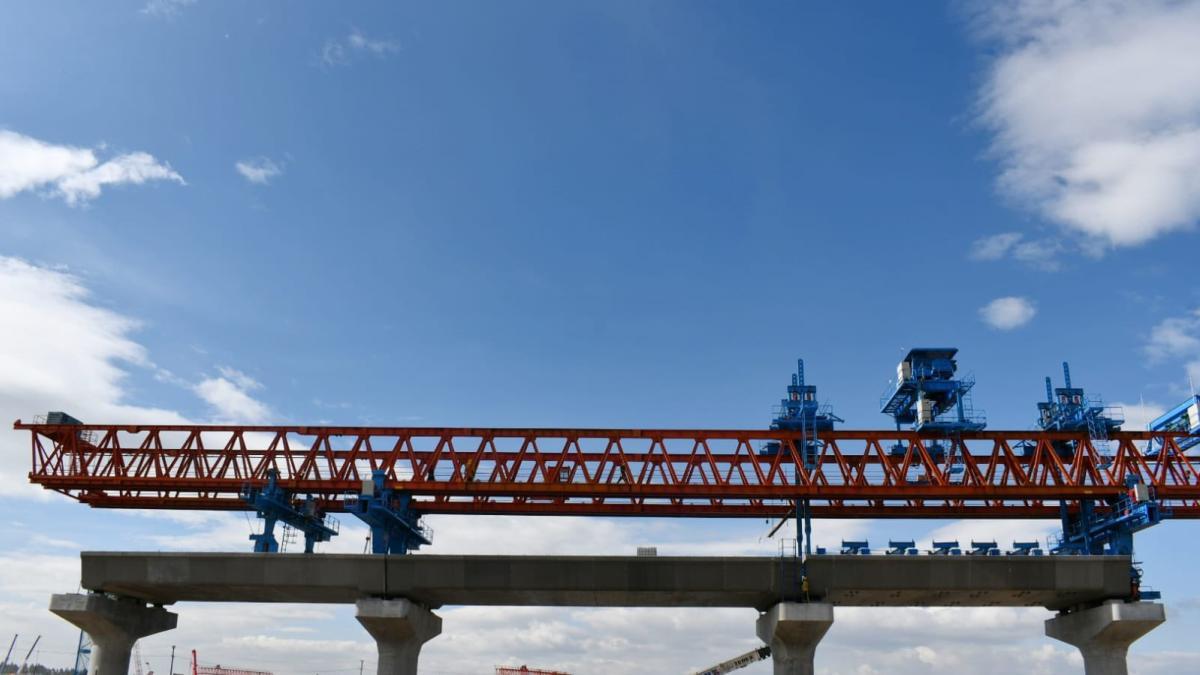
[79,552,1131,611]
[50,552,1164,675]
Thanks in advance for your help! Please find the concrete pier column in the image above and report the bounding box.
[355,598,442,675]
[756,602,834,675]
[1045,600,1165,675]
[49,593,177,675]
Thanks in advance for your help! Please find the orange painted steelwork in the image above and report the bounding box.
[16,421,1200,519]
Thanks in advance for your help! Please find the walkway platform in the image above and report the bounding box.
[79,552,1131,611]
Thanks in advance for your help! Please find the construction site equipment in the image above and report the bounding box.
[18,635,40,674]
[693,646,771,674]
[241,468,339,553]
[1148,394,1200,455]
[930,540,962,555]
[344,469,432,555]
[19,421,1200,520]
[881,348,986,433]
[71,630,91,675]
[1,635,15,673]
[758,359,840,557]
[191,649,273,675]
[495,667,571,675]
[886,539,918,555]
[1035,362,1124,457]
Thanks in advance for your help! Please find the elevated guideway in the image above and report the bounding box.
[78,552,1130,611]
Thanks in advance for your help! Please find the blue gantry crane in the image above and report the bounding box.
[880,348,986,434]
[1035,362,1124,457]
[760,359,842,564]
[241,469,340,553]
[761,359,843,467]
[1148,394,1200,456]
[345,470,433,555]
[1030,363,1160,598]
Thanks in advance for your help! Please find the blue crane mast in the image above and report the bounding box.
[1035,361,1124,458]
[759,359,841,562]
[1034,362,1161,599]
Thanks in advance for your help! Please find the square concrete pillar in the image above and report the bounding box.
[49,593,177,675]
[356,598,442,675]
[756,602,834,675]
[1045,601,1165,675]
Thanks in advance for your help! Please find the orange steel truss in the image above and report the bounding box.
[15,421,1200,519]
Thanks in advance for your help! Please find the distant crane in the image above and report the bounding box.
[191,649,274,675]
[1,635,16,673]
[495,667,572,675]
[693,646,771,674]
[17,635,40,674]
[134,641,145,675]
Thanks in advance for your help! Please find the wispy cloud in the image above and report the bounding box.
[971,0,1200,248]
[969,232,1064,270]
[235,156,283,185]
[0,129,183,205]
[194,366,271,422]
[321,30,400,67]
[1144,308,1200,388]
[979,296,1037,330]
[140,0,197,18]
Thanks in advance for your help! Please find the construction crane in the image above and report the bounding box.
[693,646,771,674]
[881,348,986,434]
[191,649,274,675]
[14,349,1200,565]
[1,635,16,674]
[495,666,572,675]
[758,359,842,558]
[17,635,40,674]
[1148,394,1200,456]
[1035,361,1124,457]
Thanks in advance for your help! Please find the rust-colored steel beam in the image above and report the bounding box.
[15,422,1200,519]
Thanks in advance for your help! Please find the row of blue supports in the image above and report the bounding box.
[243,469,430,555]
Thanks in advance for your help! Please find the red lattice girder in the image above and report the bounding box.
[16,422,1200,519]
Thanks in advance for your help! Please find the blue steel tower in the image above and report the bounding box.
[762,359,843,469]
[880,348,986,433]
[1036,361,1124,458]
[760,359,841,562]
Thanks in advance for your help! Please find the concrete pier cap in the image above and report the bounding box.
[355,598,442,675]
[1045,600,1165,675]
[49,593,177,675]
[756,602,834,675]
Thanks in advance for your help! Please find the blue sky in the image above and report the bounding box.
[3,1,1200,673]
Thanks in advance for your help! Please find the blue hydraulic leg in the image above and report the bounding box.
[242,469,340,553]
[346,470,432,555]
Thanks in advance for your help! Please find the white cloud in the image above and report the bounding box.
[1116,400,1168,431]
[1145,308,1200,361]
[979,296,1037,330]
[974,0,1200,247]
[321,30,400,66]
[0,130,183,205]
[194,367,271,423]
[0,257,193,497]
[969,232,1023,260]
[235,157,283,185]
[969,232,1063,270]
[141,0,197,17]
[347,30,400,57]
[1144,308,1200,394]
